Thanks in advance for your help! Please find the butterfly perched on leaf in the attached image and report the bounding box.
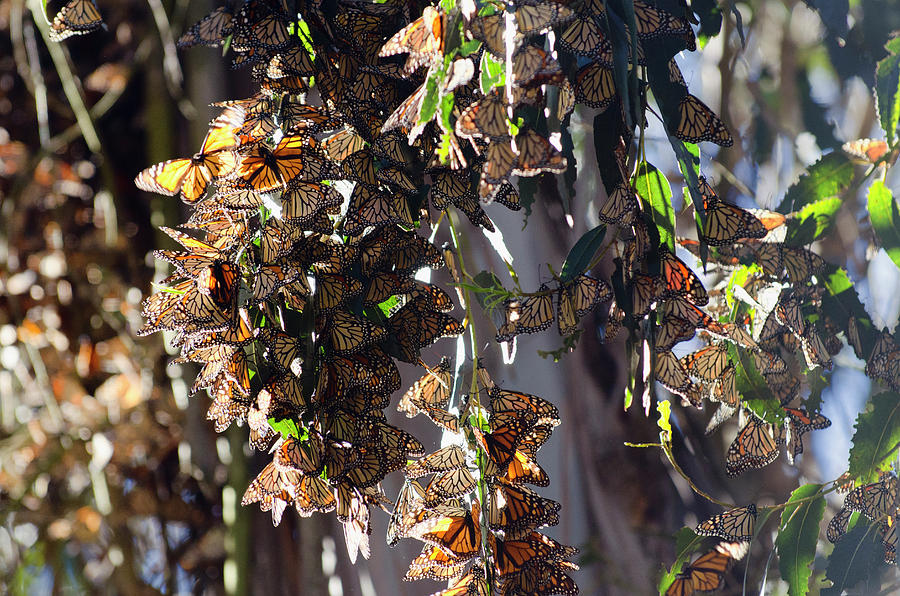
[49,0,105,41]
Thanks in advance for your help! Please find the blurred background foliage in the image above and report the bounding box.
[0,0,898,594]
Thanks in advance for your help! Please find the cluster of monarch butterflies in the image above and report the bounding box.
[390,363,578,595]
[119,0,899,591]
[827,472,899,564]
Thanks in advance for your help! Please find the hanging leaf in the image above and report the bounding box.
[867,180,900,271]
[560,225,606,283]
[778,153,854,213]
[785,197,842,246]
[634,162,675,252]
[875,37,900,145]
[776,483,825,596]
[847,391,900,482]
[822,523,887,595]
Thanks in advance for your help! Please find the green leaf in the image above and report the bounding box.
[479,51,505,94]
[875,37,900,145]
[867,180,900,270]
[634,162,675,252]
[822,523,887,595]
[785,197,843,245]
[457,39,482,57]
[269,417,300,439]
[848,392,900,482]
[656,399,672,438]
[471,270,507,313]
[731,342,783,424]
[418,69,442,127]
[776,484,825,596]
[560,225,606,282]
[778,152,854,213]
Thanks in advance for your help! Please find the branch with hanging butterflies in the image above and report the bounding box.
[107,0,900,593]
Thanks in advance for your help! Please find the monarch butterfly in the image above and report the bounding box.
[779,247,822,285]
[406,445,467,478]
[512,45,564,88]
[456,91,512,141]
[515,1,575,36]
[631,273,665,319]
[423,468,477,508]
[500,558,579,595]
[472,412,537,474]
[387,479,426,546]
[379,5,444,73]
[241,461,301,507]
[231,1,290,53]
[681,344,728,382]
[205,377,252,432]
[237,135,313,192]
[409,500,483,560]
[323,309,386,354]
[399,357,452,415]
[697,176,767,245]
[660,250,708,306]
[135,122,239,203]
[799,323,833,371]
[314,273,363,311]
[656,351,702,407]
[496,289,555,342]
[468,13,507,57]
[514,129,568,176]
[655,315,697,352]
[404,545,467,582]
[558,14,612,62]
[196,261,239,308]
[826,506,852,544]
[322,128,367,162]
[480,140,518,198]
[574,62,617,111]
[490,532,557,577]
[673,95,733,147]
[266,46,316,80]
[49,0,104,41]
[178,6,233,47]
[387,299,464,362]
[842,138,890,164]
[362,272,415,306]
[665,541,748,596]
[782,407,831,464]
[274,435,324,476]
[490,387,560,426]
[488,482,561,539]
[726,416,779,476]
[598,182,638,225]
[429,564,490,596]
[493,447,550,487]
[697,504,757,542]
[633,0,695,47]
[154,226,229,277]
[845,474,899,521]
[865,332,900,389]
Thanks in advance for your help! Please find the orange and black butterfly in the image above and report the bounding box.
[660,250,708,306]
[471,412,537,475]
[656,351,702,407]
[488,482,561,539]
[496,288,555,342]
[408,499,482,560]
[782,407,830,464]
[696,504,757,542]
[379,5,444,73]
[672,94,733,146]
[598,182,638,225]
[574,62,617,111]
[236,135,314,192]
[49,0,105,41]
[666,541,749,596]
[842,138,890,164]
[697,176,767,245]
[135,119,239,203]
[725,416,779,476]
[178,5,233,47]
